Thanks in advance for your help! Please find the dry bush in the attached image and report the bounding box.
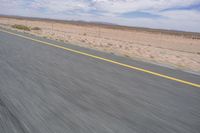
[31,27,41,30]
[12,24,30,31]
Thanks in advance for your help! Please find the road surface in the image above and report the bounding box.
[0,28,200,133]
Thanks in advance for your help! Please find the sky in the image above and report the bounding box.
[1,0,200,32]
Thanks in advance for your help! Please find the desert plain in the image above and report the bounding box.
[0,16,200,72]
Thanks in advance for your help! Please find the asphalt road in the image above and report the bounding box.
[0,29,200,133]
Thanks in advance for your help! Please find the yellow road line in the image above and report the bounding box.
[1,28,200,88]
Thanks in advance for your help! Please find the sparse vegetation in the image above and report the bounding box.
[12,24,30,31]
[107,43,113,46]
[150,55,154,59]
[31,27,41,30]
[81,39,86,43]
[124,54,130,58]
[59,39,64,42]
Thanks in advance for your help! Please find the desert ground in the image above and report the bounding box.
[0,16,200,72]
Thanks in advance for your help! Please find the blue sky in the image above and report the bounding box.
[1,0,200,32]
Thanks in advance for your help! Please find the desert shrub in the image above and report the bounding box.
[81,39,86,42]
[31,27,41,30]
[12,24,31,31]
[107,43,113,46]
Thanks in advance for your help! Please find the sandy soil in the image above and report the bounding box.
[0,17,200,72]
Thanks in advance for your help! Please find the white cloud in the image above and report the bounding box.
[91,0,200,13]
[27,0,200,14]
[161,10,200,21]
[31,0,91,12]
[0,0,200,32]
